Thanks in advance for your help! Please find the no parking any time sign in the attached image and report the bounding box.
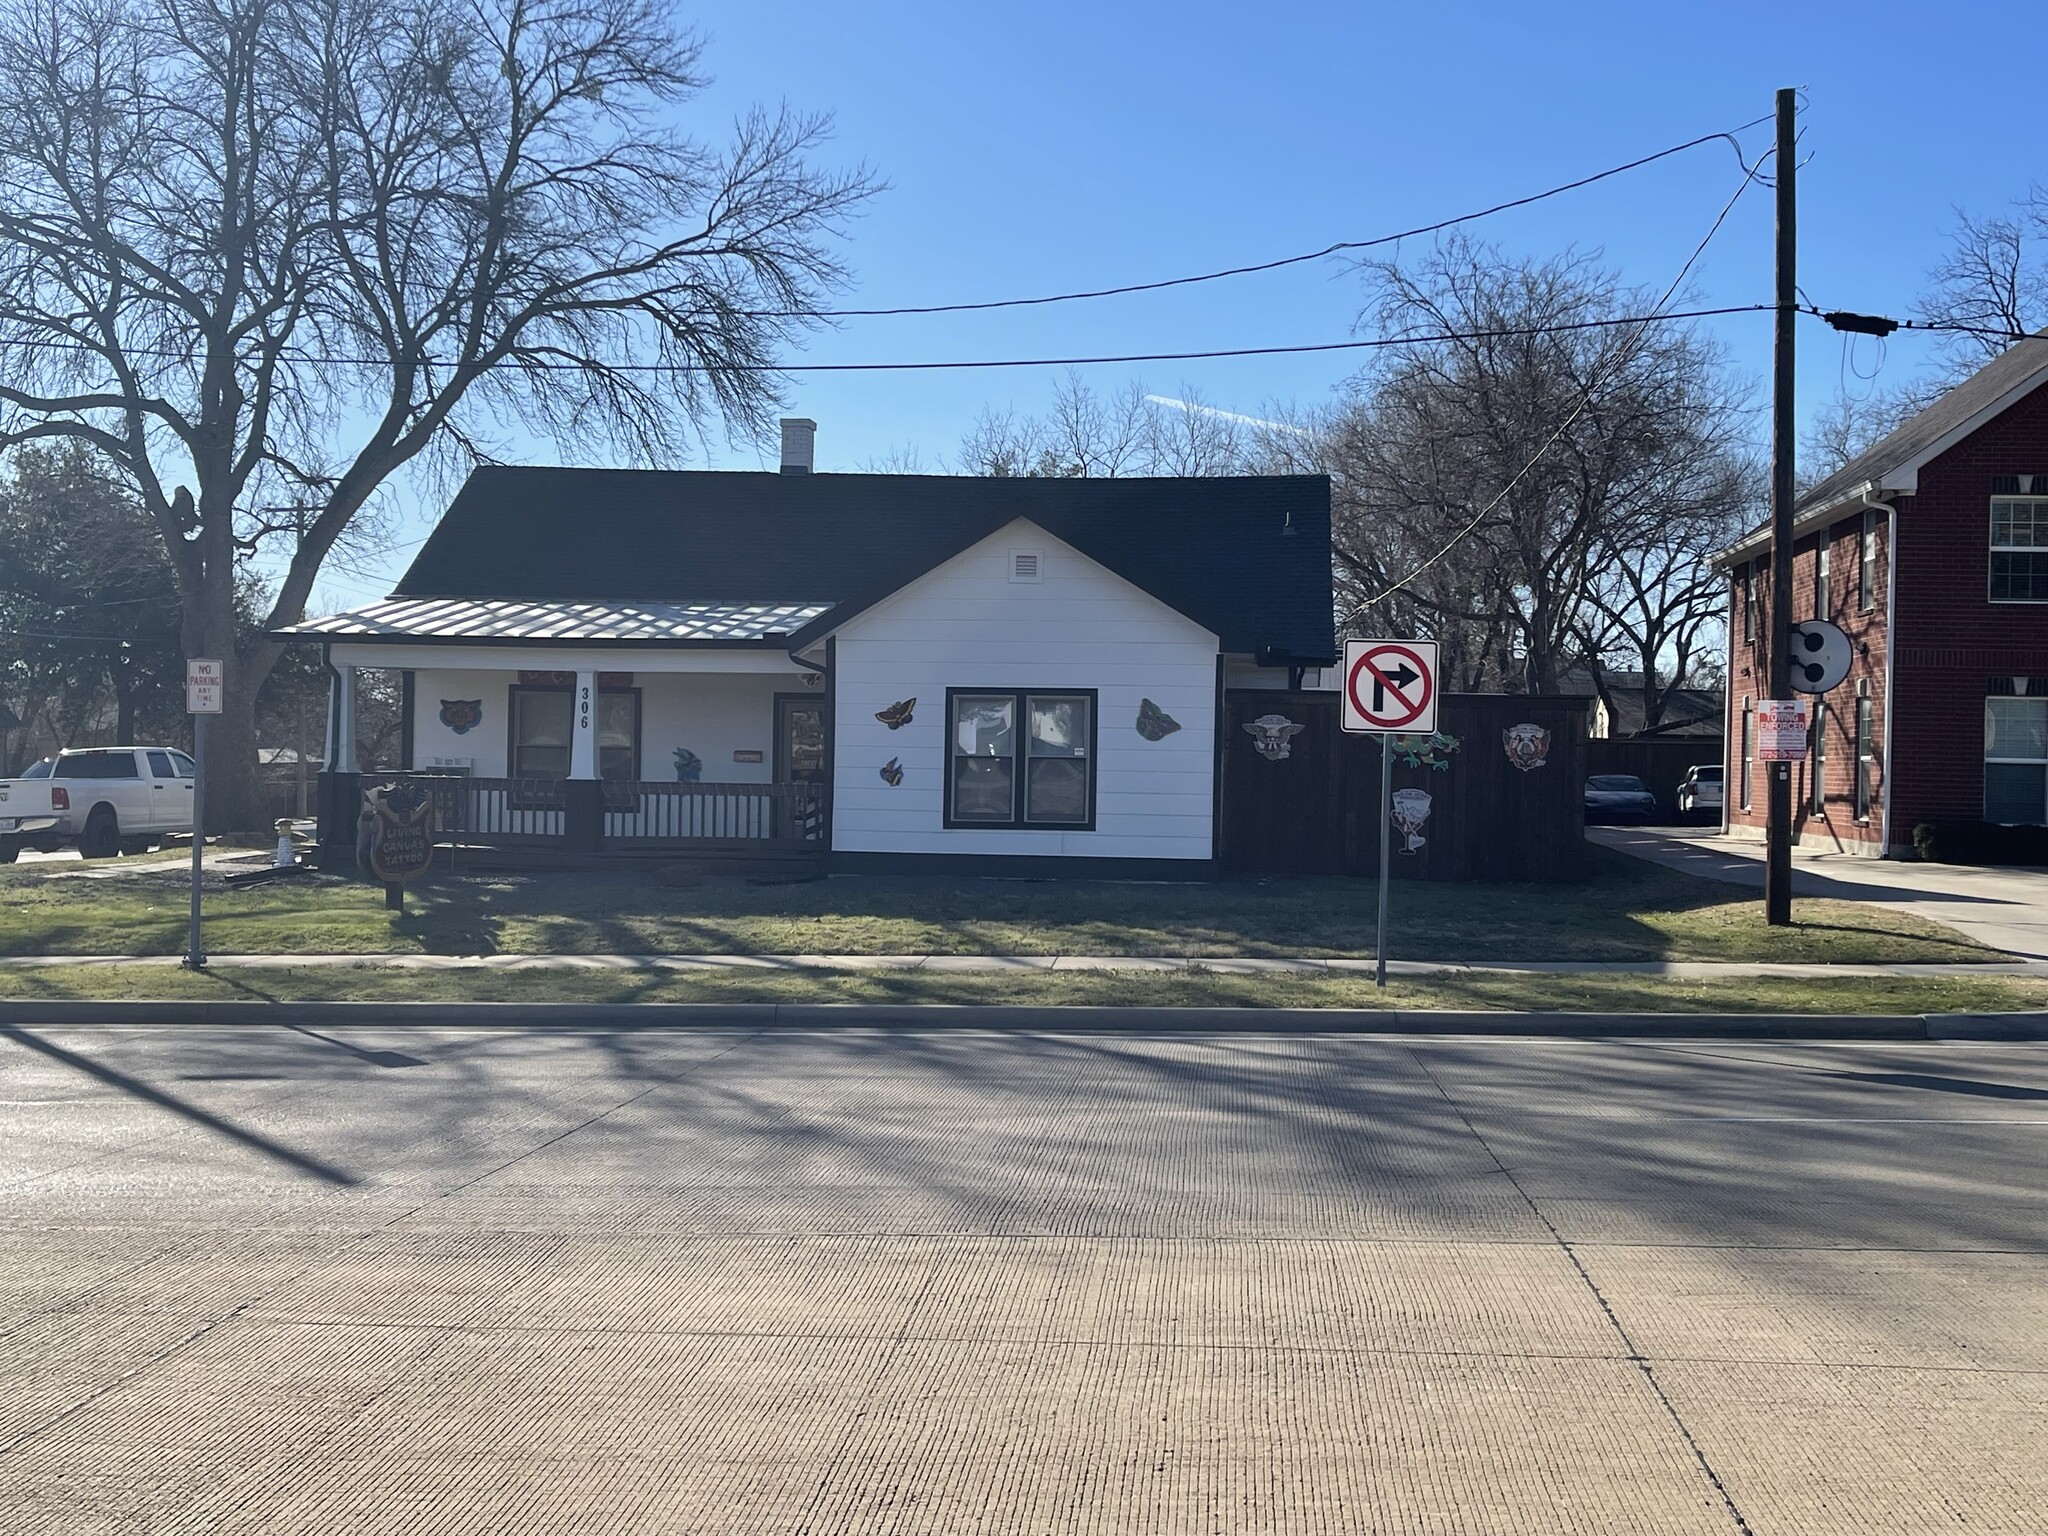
[1342,639,1439,735]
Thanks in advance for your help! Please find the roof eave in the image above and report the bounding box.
[1712,477,1900,569]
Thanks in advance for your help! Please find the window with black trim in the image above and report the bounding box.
[1860,510,1878,611]
[1991,496,2048,602]
[1814,539,1830,620]
[946,689,1095,828]
[1741,568,1755,644]
[509,685,640,780]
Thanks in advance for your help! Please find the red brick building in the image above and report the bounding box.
[1719,340,2048,856]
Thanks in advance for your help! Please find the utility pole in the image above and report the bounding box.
[1766,86,1797,926]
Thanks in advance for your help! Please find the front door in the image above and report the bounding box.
[774,694,829,841]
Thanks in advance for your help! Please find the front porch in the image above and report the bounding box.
[346,771,828,871]
[299,611,833,871]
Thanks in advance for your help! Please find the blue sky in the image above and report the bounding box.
[319,0,2048,605]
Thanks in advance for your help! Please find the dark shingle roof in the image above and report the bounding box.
[386,468,1335,662]
[1796,335,2048,515]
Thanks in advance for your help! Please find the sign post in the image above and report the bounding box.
[183,659,223,970]
[1342,639,1440,988]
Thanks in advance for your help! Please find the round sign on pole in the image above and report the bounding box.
[1343,639,1439,733]
[1788,620,1852,694]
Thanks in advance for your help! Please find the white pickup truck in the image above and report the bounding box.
[0,746,197,861]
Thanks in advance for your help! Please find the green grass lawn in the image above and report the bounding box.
[0,962,2039,1016]
[0,844,2001,964]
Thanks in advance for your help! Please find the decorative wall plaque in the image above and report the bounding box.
[438,699,482,735]
[1502,724,1552,772]
[1135,699,1181,740]
[1243,713,1305,761]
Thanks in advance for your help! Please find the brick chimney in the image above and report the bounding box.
[779,418,816,475]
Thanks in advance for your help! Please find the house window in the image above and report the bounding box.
[1814,539,1830,620]
[1985,694,2048,825]
[1990,497,2048,602]
[1740,698,1754,812]
[1854,683,1875,823]
[509,686,640,780]
[946,689,1095,829]
[1810,700,1827,817]
[1742,567,1756,645]
[1860,510,1878,611]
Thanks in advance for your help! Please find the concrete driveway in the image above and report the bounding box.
[4,1023,2046,1534]
[1591,825,2048,959]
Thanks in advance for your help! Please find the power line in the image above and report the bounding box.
[1,304,1774,377]
[1342,142,1774,623]
[795,116,1773,319]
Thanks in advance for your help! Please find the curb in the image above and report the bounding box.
[1,1000,2042,1038]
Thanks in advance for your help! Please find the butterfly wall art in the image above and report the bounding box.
[878,757,904,786]
[1135,699,1181,741]
[875,698,916,730]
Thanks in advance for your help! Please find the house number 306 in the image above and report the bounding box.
[578,686,591,732]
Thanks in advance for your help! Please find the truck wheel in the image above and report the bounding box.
[80,808,120,860]
[0,840,19,864]
[120,837,152,857]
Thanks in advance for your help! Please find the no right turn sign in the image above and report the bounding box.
[1342,639,1439,734]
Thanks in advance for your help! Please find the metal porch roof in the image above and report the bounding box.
[280,598,833,645]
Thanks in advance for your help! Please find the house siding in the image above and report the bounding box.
[406,667,792,783]
[1725,369,2048,853]
[828,520,1220,860]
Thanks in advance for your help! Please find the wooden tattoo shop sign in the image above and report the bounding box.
[366,783,436,884]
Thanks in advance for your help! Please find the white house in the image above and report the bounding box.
[286,422,1334,877]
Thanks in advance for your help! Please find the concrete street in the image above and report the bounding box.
[1592,825,2048,959]
[3,1024,2045,1534]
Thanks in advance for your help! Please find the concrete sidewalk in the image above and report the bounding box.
[1592,825,2048,959]
[4,950,2047,977]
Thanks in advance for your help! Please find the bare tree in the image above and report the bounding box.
[955,374,1258,479]
[1799,384,1932,488]
[1921,197,2048,373]
[1333,237,1756,709]
[0,0,873,828]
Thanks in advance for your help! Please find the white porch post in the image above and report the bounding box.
[333,666,358,772]
[569,669,599,779]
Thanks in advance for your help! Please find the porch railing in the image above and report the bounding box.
[605,780,826,847]
[363,773,822,851]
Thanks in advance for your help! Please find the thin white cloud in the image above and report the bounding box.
[1144,395,1313,436]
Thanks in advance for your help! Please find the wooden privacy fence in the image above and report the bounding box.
[1584,736,1725,823]
[1220,691,1590,882]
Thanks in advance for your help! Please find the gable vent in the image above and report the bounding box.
[1009,550,1043,583]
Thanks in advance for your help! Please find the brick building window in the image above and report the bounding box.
[1990,497,2048,602]
[1860,510,1878,611]
[1986,691,2048,826]
[1810,700,1827,816]
[1854,683,1875,823]
[1741,567,1755,644]
[1740,698,1754,812]
[1814,539,1829,620]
